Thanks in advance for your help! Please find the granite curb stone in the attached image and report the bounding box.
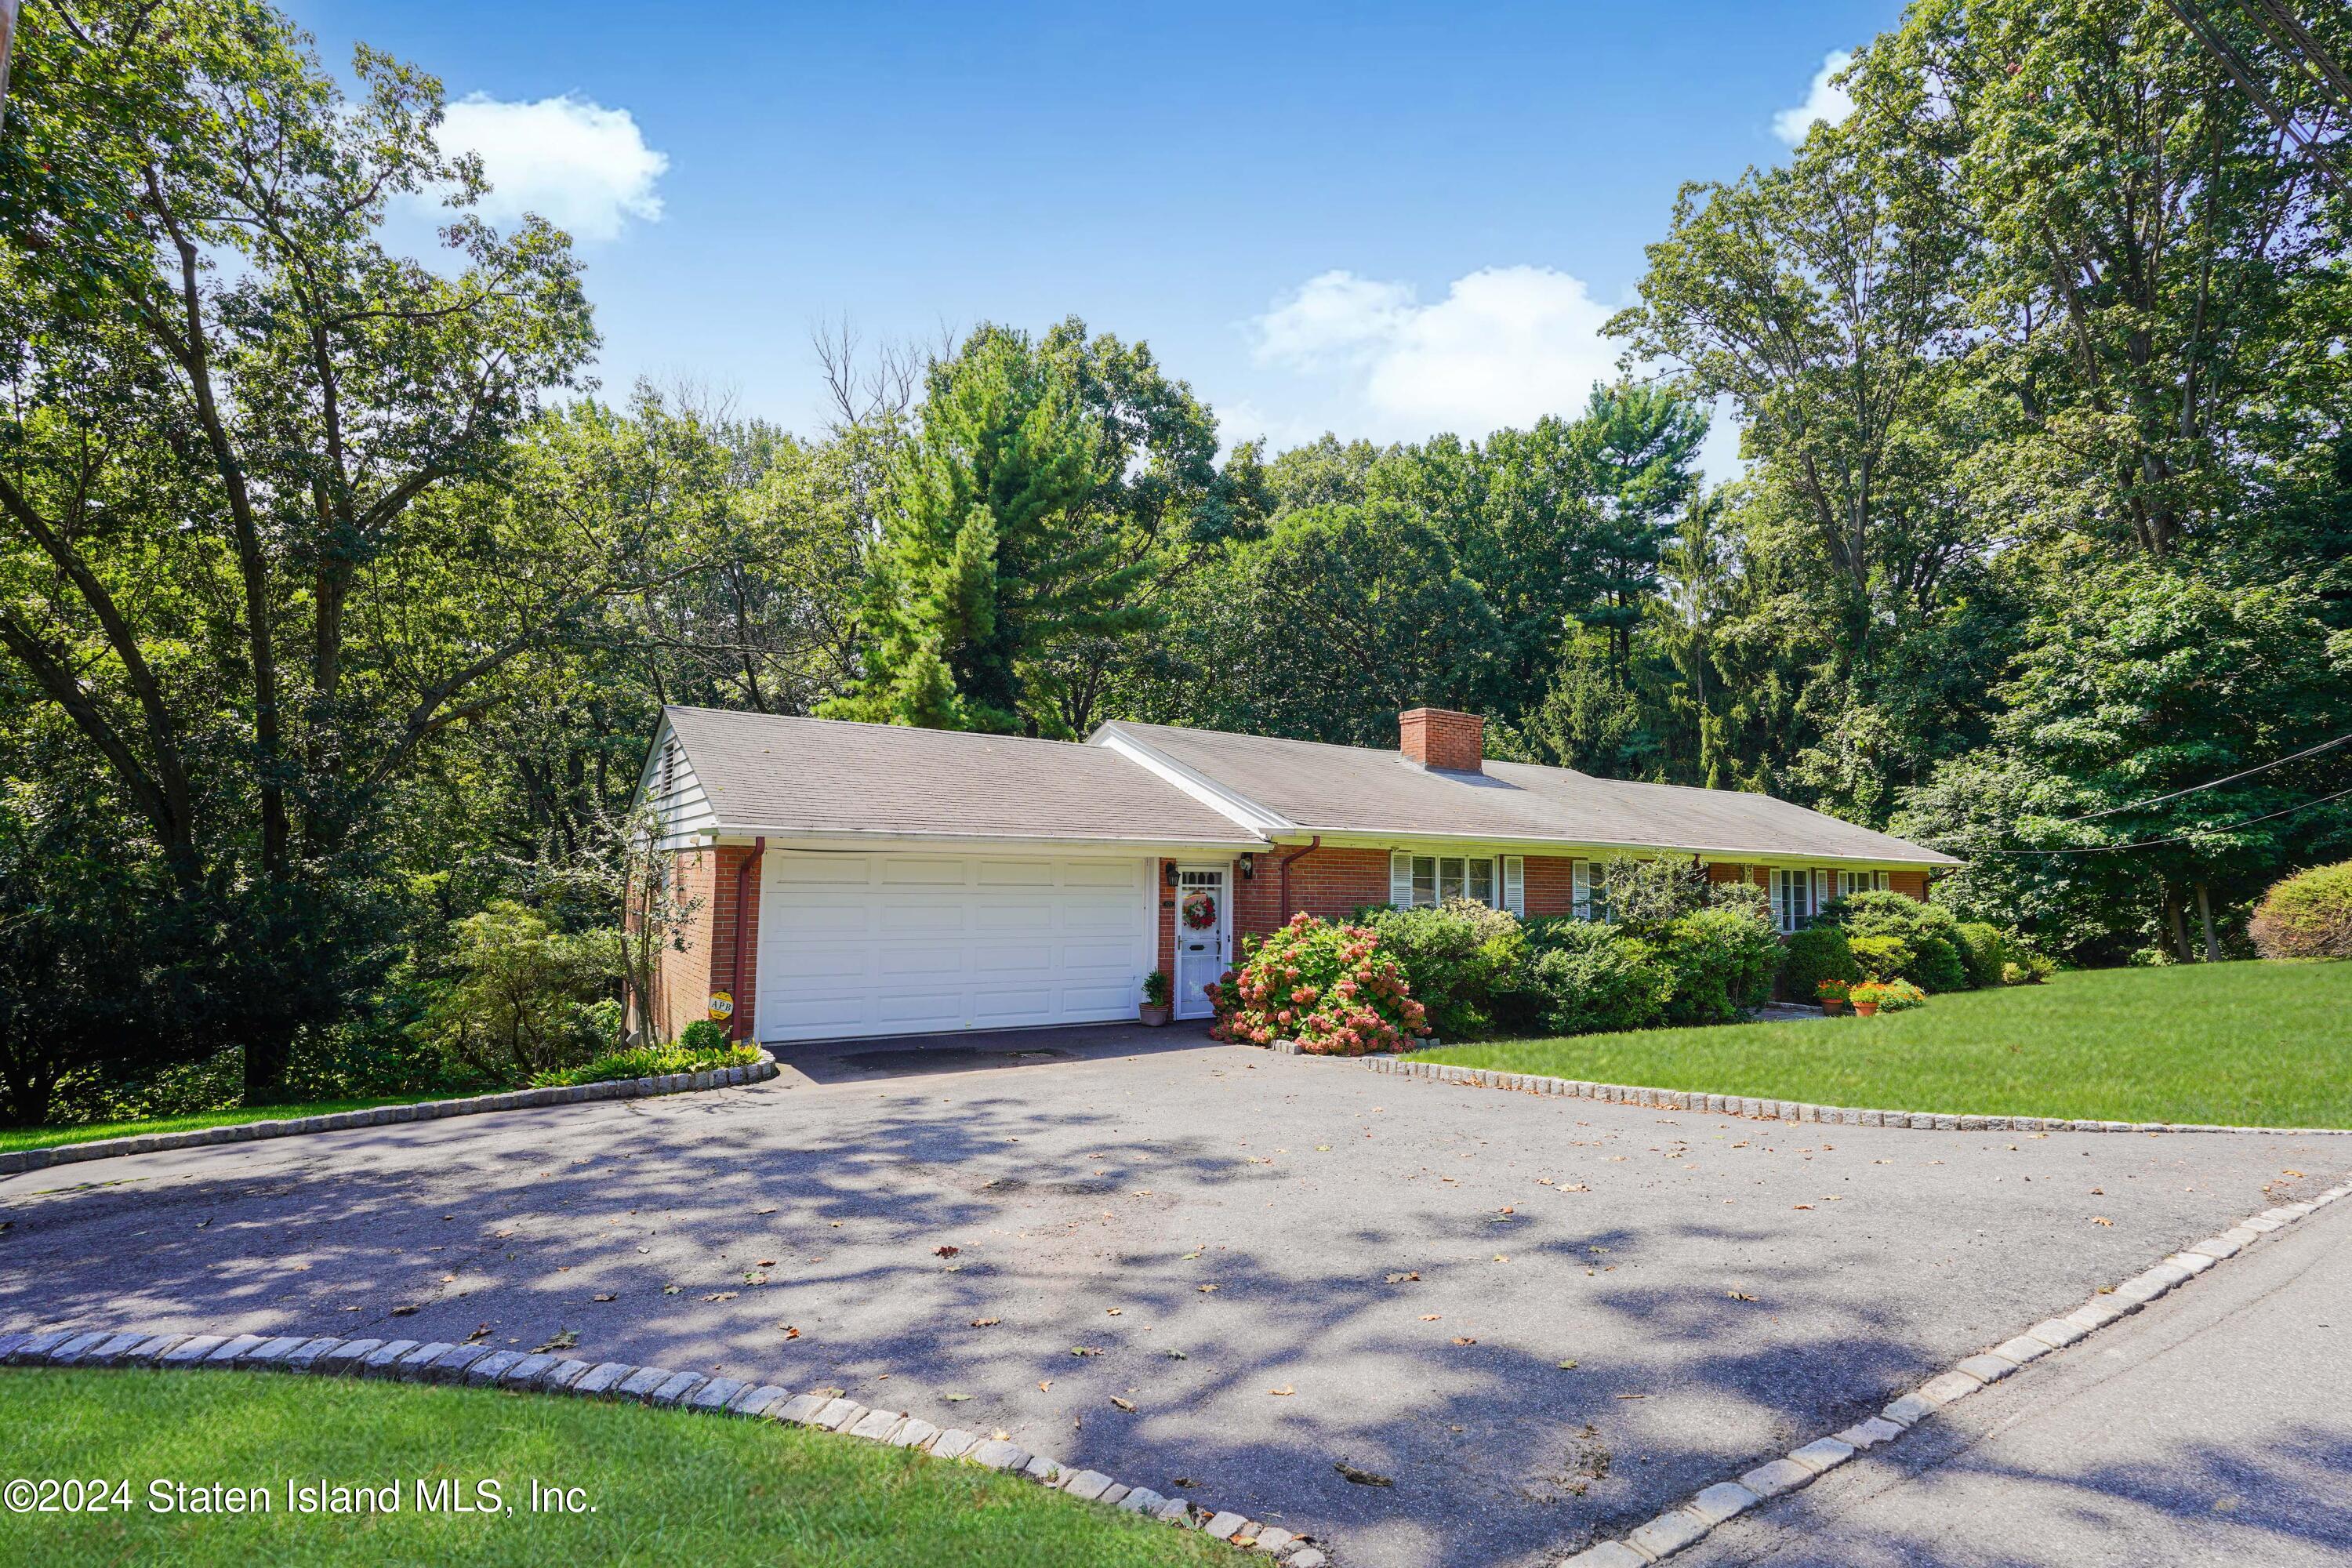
[0,1059,782,1177]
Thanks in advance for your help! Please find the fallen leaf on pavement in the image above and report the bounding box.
[1105,1308,1122,1316]
[1420,1314,1441,1321]
[1071,1346,1102,1357]
[782,1326,801,1340]
[1385,1272,1420,1284]
[1557,1359,1578,1370]
[389,1305,418,1316]
[1038,1380,1051,1392]
[702,1292,737,1302]
[2090,1216,2113,1226]
[970,1317,1000,1327]
[757,1259,777,1268]
[1110,1396,1137,1412]
[1164,1349,1188,1359]
[593,1293,616,1303]
[1452,1337,1477,1346]
[943,1392,972,1403]
[1269,1385,1294,1396]
[1335,1461,1392,1487]
[1726,1291,1759,1301]
[1199,1284,1218,1294]
[933,1245,960,1257]
[1793,1204,1814,1210]
[532,1329,576,1352]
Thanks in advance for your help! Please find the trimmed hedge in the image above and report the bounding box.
[2251,861,2352,960]
[1780,926,1860,1003]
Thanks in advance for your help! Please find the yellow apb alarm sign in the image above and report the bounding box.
[706,991,734,1022]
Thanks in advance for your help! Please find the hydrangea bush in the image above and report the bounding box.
[1209,912,1428,1054]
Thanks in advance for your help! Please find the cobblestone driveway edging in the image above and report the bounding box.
[1544,1173,2350,1566]
[1272,1043,2352,1137]
[0,1061,782,1178]
[0,1321,1326,1565]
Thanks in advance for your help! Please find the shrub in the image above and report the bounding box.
[1589,852,1711,935]
[532,1040,762,1088]
[1659,906,1780,1025]
[1847,933,1915,982]
[1141,969,1171,1006]
[1211,913,1428,1054]
[1362,898,1528,1040]
[677,1018,731,1054]
[2002,953,2056,985]
[1523,921,1672,1036]
[1823,890,1969,993]
[410,901,622,1085]
[1952,922,2009,989]
[1708,878,1773,926]
[1780,926,1860,1003]
[2249,860,2352,960]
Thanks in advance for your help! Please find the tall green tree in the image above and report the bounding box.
[0,0,596,1098]
[824,325,1156,735]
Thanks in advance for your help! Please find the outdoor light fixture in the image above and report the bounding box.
[1239,853,1256,880]
[1163,861,1179,887]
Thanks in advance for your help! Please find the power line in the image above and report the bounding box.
[2039,731,2352,825]
[1959,785,2352,857]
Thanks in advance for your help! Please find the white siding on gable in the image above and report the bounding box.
[636,719,717,851]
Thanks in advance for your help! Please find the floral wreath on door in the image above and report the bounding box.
[1181,888,1218,931]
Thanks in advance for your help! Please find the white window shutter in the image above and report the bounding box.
[1815,869,1830,911]
[1572,858,1591,920]
[1502,855,1524,916]
[1390,851,1412,908]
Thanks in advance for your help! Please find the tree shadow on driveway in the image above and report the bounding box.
[2,1048,2340,1568]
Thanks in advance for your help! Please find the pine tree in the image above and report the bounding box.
[824,326,1152,734]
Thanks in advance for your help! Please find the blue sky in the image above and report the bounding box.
[296,1,1899,470]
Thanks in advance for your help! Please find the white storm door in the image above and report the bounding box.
[1172,866,1229,1020]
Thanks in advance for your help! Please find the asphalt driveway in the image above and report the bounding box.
[2,1025,2342,1568]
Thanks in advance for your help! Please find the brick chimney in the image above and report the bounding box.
[1399,707,1484,774]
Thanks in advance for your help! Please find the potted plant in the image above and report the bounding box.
[1816,978,1851,1015]
[1139,969,1173,1026]
[1849,981,1884,1017]
[1874,977,1928,1011]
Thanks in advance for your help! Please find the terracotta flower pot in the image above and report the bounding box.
[1139,1004,1172,1026]
[1852,1000,1880,1017]
[1820,999,1846,1014]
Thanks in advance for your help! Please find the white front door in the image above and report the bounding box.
[1172,866,1229,1020]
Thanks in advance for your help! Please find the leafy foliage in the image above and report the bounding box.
[1360,898,1530,1040]
[1211,913,1428,1054]
[2250,862,2352,960]
[1780,926,1861,1004]
[530,1039,761,1089]
[408,902,621,1084]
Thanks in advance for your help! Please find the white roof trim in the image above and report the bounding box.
[1088,724,1298,836]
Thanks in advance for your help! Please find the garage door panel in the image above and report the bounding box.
[880,858,971,887]
[773,994,873,1034]
[973,940,1054,974]
[972,986,1056,1025]
[876,989,966,1029]
[877,946,967,982]
[1059,982,1134,1015]
[977,859,1055,887]
[878,900,967,938]
[758,853,1153,1044]
[771,946,871,982]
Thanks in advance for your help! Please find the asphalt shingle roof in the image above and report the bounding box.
[1100,720,1958,865]
[661,706,1261,845]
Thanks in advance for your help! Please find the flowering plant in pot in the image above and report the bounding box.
[1138,968,1173,1025]
[1849,981,1885,1016]
[1815,977,1851,1014]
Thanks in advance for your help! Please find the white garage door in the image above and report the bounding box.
[753,852,1152,1044]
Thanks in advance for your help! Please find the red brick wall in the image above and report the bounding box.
[1155,858,1179,977]
[1399,708,1485,773]
[1890,869,1929,902]
[649,844,765,1044]
[1523,854,1577,916]
[1237,846,1392,939]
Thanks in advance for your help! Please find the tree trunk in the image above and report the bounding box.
[2163,885,2191,964]
[2194,881,2221,963]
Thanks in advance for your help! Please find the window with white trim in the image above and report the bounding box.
[1770,867,1815,933]
[1571,858,1611,922]
[1387,851,1508,911]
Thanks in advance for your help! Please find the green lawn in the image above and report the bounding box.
[0,1369,1237,1568]
[0,1097,441,1156]
[1420,960,2352,1130]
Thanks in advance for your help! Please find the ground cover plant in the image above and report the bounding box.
[1417,961,2352,1129]
[0,1369,1239,1568]
[1210,913,1427,1052]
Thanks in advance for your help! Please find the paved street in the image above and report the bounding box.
[2,1026,2341,1568]
[1678,1185,2352,1568]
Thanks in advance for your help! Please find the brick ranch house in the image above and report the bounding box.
[633,705,1958,1046]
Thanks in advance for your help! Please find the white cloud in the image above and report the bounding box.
[1773,50,1855,144]
[435,94,669,242]
[1247,266,1624,442]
